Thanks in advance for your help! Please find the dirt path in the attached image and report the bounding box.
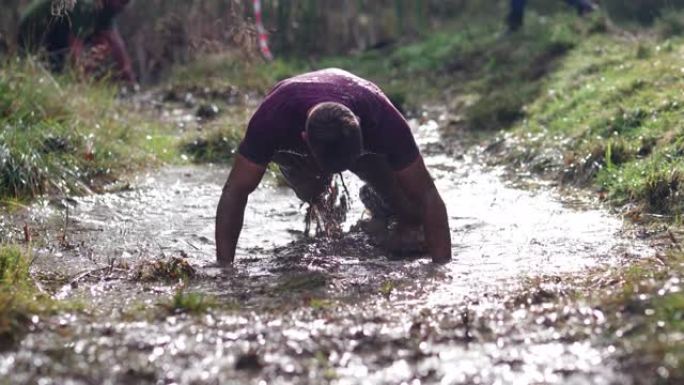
[0,117,653,385]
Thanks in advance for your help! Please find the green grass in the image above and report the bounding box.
[132,256,197,282]
[318,12,600,130]
[0,60,177,201]
[379,280,395,299]
[162,290,217,315]
[273,272,328,293]
[592,250,684,382]
[168,52,302,93]
[507,32,684,217]
[0,245,53,347]
[180,113,246,164]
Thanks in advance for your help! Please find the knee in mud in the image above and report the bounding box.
[359,184,394,219]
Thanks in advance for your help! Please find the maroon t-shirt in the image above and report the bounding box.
[238,68,420,171]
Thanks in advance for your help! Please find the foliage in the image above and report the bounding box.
[163,290,216,315]
[132,256,196,282]
[0,60,175,202]
[0,246,51,347]
[181,127,243,164]
[509,33,684,217]
[600,0,684,26]
[595,249,684,382]
[379,280,394,299]
[168,53,300,94]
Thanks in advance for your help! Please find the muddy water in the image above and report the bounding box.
[1,119,651,385]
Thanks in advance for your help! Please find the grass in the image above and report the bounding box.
[591,249,684,382]
[509,248,684,383]
[273,272,327,293]
[501,32,684,217]
[162,290,217,315]
[0,59,177,202]
[308,298,333,310]
[168,52,302,93]
[132,256,196,282]
[379,280,395,299]
[180,112,247,164]
[0,245,54,347]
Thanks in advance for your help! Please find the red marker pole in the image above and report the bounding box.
[253,0,274,61]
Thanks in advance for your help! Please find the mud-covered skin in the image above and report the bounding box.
[0,119,653,384]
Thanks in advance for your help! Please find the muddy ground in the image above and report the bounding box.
[0,100,661,384]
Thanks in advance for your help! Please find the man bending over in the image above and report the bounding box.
[215,68,451,265]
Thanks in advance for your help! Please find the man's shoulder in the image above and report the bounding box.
[275,68,376,89]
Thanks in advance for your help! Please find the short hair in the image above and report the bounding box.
[305,102,362,173]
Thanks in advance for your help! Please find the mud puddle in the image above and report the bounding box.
[0,117,653,385]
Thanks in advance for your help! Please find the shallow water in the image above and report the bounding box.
[0,119,651,385]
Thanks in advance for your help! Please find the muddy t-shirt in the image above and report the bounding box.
[238,68,420,171]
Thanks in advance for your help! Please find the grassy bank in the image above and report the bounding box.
[496,32,684,219]
[0,60,177,203]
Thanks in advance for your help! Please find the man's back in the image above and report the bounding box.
[239,68,419,171]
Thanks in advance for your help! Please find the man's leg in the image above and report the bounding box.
[350,153,425,255]
[350,153,420,225]
[507,0,526,32]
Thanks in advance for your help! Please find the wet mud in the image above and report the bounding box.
[0,118,655,384]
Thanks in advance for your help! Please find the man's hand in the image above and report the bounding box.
[216,154,265,265]
[385,222,425,257]
[395,157,452,263]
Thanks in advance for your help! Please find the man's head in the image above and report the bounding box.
[304,102,362,174]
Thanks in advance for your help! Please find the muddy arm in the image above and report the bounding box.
[395,156,452,263]
[216,154,266,265]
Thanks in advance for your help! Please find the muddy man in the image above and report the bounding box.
[215,68,451,265]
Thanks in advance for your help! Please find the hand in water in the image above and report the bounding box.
[385,223,425,257]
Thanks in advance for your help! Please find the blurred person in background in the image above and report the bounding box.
[18,0,135,83]
[507,0,596,32]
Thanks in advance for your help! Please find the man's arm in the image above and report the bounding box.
[216,154,266,265]
[395,156,452,263]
